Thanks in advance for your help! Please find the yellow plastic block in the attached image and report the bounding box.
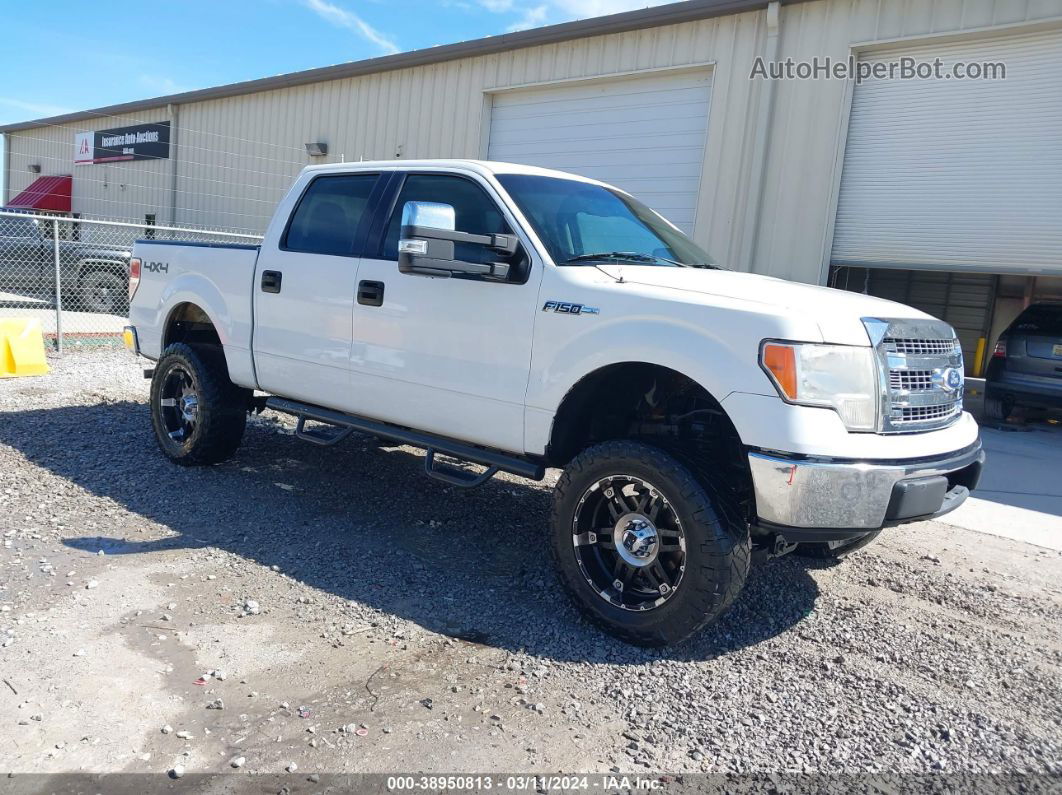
[0,318,50,378]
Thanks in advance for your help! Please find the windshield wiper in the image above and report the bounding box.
[564,251,690,267]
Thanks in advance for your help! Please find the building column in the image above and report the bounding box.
[2,132,11,205]
[740,0,780,273]
[167,103,179,227]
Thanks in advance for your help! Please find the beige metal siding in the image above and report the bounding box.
[833,28,1062,275]
[171,8,768,250]
[6,106,173,225]
[5,0,1062,282]
[5,9,769,251]
[757,0,1062,283]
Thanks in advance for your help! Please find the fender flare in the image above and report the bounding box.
[157,274,234,348]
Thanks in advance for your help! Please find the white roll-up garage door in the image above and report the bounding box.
[832,29,1062,275]
[487,70,712,233]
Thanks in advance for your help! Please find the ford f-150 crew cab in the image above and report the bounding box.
[125,160,984,646]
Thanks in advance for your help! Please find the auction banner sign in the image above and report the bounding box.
[74,121,171,164]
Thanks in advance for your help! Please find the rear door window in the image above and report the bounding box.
[284,174,379,256]
[1011,305,1062,336]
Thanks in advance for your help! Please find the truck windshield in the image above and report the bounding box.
[495,174,719,269]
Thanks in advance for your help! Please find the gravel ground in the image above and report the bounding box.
[1,350,1060,782]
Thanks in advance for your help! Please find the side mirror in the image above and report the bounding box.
[398,200,516,281]
[401,201,456,234]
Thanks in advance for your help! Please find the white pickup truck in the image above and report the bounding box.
[125,160,984,646]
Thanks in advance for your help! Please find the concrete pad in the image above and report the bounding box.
[0,305,125,336]
[942,423,1062,551]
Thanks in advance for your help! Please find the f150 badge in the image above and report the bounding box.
[542,300,599,316]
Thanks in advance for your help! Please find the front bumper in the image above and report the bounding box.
[748,441,984,536]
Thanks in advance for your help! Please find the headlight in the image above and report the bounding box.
[760,341,880,431]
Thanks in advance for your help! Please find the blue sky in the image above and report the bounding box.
[0,0,671,127]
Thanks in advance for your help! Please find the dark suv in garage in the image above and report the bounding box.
[985,302,1062,421]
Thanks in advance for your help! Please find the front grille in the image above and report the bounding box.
[895,403,963,425]
[868,320,964,433]
[889,369,935,392]
[884,338,960,356]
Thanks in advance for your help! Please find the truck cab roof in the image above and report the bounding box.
[299,158,610,187]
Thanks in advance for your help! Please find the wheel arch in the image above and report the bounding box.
[546,361,748,482]
[162,301,223,349]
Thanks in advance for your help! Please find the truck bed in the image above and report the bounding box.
[129,239,261,388]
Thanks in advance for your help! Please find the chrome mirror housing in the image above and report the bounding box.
[400,201,455,232]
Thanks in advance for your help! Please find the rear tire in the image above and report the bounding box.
[78,269,127,315]
[794,531,881,560]
[550,440,750,647]
[150,343,249,466]
[983,393,1012,422]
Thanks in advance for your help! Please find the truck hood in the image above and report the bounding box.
[597,265,934,346]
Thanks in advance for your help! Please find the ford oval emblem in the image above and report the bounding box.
[941,367,963,392]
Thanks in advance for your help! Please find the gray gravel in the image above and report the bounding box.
[0,349,1060,778]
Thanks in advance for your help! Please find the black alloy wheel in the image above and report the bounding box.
[157,364,200,448]
[571,474,686,612]
[150,343,249,466]
[550,440,751,646]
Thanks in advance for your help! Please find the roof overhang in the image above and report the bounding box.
[0,0,807,134]
[5,175,72,212]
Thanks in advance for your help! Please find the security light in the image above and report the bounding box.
[28,164,41,173]
[305,142,328,157]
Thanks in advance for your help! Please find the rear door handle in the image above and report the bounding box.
[261,270,282,293]
[358,280,384,307]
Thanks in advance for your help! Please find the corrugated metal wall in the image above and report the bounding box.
[172,6,768,250]
[6,106,174,225]
[6,0,1062,281]
[754,0,1062,283]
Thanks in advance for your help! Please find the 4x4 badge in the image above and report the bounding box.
[542,300,599,316]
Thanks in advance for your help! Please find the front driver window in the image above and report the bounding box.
[382,174,511,264]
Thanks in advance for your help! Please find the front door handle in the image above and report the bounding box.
[261,270,282,293]
[358,280,384,307]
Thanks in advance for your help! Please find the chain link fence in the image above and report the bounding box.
[0,210,262,352]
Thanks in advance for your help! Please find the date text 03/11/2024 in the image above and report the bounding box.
[385,774,665,790]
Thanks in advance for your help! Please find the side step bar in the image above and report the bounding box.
[265,397,546,486]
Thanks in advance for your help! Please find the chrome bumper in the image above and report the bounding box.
[748,442,985,531]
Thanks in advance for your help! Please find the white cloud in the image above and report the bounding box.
[302,0,400,54]
[138,75,189,96]
[0,96,73,118]
[475,0,676,31]
[507,4,549,31]
[552,0,672,16]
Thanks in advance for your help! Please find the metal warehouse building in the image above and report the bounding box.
[2,0,1061,373]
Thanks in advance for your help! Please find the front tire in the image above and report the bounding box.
[150,343,249,466]
[550,440,751,647]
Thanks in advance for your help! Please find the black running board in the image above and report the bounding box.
[265,397,546,486]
